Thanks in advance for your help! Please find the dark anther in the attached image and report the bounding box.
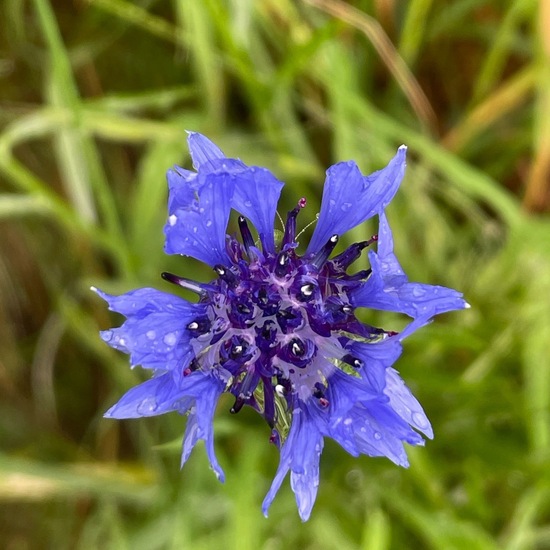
[237,303,251,315]
[230,343,244,359]
[313,382,326,399]
[343,269,372,282]
[298,282,316,302]
[276,307,303,333]
[258,288,268,304]
[214,264,238,287]
[331,235,378,270]
[311,234,339,269]
[319,397,329,408]
[290,338,305,357]
[274,251,291,278]
[282,199,307,246]
[230,396,245,414]
[238,216,255,254]
[342,354,364,369]
[161,272,213,295]
[187,316,211,337]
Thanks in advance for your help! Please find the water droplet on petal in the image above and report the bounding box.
[412,287,426,297]
[206,219,213,227]
[373,431,382,440]
[163,332,177,347]
[101,330,113,342]
[146,330,156,340]
[168,214,178,226]
[244,200,253,207]
[412,412,429,429]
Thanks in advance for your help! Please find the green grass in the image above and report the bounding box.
[1,0,549,548]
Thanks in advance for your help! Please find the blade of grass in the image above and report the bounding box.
[305,0,438,134]
[398,0,434,66]
[33,0,130,275]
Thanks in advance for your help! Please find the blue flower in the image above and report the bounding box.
[95,132,468,521]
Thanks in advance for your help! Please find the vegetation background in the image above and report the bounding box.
[1,0,549,548]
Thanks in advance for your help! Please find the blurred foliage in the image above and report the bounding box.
[1,0,550,548]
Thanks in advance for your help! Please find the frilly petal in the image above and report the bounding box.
[262,406,323,521]
[187,131,225,169]
[105,371,193,419]
[180,373,225,481]
[306,146,406,255]
[164,172,235,266]
[93,287,204,371]
[351,212,468,318]
[230,166,284,253]
[384,367,433,439]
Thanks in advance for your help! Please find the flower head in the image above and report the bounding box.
[95,133,467,520]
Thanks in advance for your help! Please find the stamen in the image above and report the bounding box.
[337,269,372,286]
[186,317,211,337]
[214,264,238,287]
[331,235,378,270]
[311,234,339,269]
[282,198,306,246]
[274,251,291,278]
[230,396,245,414]
[341,354,364,369]
[161,272,214,295]
[298,283,315,301]
[238,216,255,254]
[290,339,305,357]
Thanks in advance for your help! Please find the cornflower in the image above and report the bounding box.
[94,132,467,520]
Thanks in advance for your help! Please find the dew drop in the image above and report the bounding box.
[244,200,253,207]
[163,332,178,346]
[412,287,426,297]
[101,330,113,342]
[206,219,213,227]
[343,417,352,426]
[193,226,198,233]
[168,214,178,226]
[373,431,382,440]
[146,330,156,340]
[412,412,429,429]
[340,202,352,212]
[137,398,158,414]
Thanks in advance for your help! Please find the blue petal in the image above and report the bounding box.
[348,317,430,391]
[93,287,204,371]
[230,166,284,254]
[262,406,323,521]
[351,213,468,318]
[187,132,225,169]
[180,373,225,482]
[306,146,406,255]
[164,172,235,266]
[104,371,194,419]
[348,403,411,466]
[349,335,404,392]
[384,367,433,438]
[167,167,197,214]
